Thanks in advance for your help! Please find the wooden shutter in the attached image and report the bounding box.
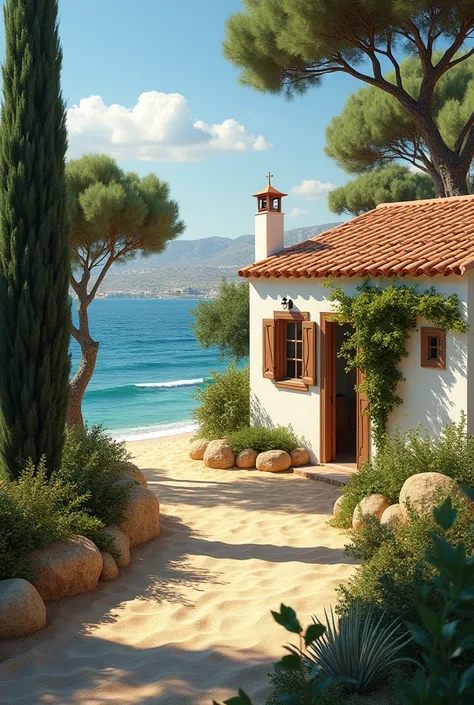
[302,321,316,385]
[356,367,370,469]
[262,319,276,378]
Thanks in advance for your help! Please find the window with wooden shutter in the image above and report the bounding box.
[262,311,316,390]
[421,327,446,369]
[302,321,316,385]
[262,319,276,378]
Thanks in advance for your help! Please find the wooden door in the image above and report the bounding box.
[356,368,370,469]
[320,314,336,463]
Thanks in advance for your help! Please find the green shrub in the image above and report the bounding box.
[337,493,474,648]
[0,461,105,581]
[227,424,302,454]
[58,424,131,526]
[332,415,474,528]
[192,363,250,439]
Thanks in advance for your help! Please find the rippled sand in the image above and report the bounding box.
[0,434,356,705]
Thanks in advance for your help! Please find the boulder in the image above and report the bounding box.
[100,552,119,581]
[189,439,210,460]
[203,439,235,469]
[29,535,103,602]
[333,495,344,517]
[290,448,310,467]
[0,579,46,638]
[399,472,457,522]
[236,448,259,469]
[114,461,147,488]
[380,503,404,528]
[256,450,291,473]
[118,486,160,548]
[102,525,131,568]
[352,494,390,530]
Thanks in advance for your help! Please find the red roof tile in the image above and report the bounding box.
[238,194,474,279]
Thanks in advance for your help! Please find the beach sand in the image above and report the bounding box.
[0,434,357,705]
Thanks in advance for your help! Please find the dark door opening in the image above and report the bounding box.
[335,324,356,463]
[320,313,369,469]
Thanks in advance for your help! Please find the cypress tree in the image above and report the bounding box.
[0,0,71,478]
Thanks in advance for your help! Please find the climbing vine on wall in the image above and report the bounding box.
[327,282,468,448]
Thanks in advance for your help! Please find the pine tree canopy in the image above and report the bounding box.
[328,165,435,216]
[325,55,474,190]
[0,0,71,478]
[68,154,185,288]
[223,1,474,196]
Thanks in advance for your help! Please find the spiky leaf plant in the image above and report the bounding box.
[306,602,413,695]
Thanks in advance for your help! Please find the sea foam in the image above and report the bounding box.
[109,420,197,442]
[134,378,205,389]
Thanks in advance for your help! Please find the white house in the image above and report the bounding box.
[239,177,474,469]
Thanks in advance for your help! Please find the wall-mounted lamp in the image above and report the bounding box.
[281,297,293,311]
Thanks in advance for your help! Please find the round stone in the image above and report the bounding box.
[100,552,119,581]
[290,448,310,467]
[189,439,210,460]
[0,578,46,638]
[380,503,404,528]
[352,494,390,529]
[203,439,235,469]
[118,486,160,548]
[399,472,458,522]
[102,525,131,568]
[236,449,259,469]
[256,450,291,473]
[333,495,344,517]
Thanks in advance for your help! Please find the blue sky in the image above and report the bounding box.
[3,0,363,240]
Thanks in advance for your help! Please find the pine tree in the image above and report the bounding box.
[0,0,71,478]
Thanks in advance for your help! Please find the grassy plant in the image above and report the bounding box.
[192,363,250,439]
[306,603,412,695]
[332,415,474,528]
[58,425,131,526]
[227,424,302,454]
[0,460,105,581]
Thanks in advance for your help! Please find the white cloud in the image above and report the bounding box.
[289,207,307,217]
[67,92,271,162]
[291,179,335,201]
[408,163,423,174]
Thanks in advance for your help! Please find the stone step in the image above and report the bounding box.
[293,465,353,487]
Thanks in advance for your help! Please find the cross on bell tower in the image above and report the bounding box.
[252,173,287,260]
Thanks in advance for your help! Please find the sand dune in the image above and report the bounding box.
[0,434,357,705]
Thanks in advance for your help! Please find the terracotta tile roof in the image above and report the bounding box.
[238,194,474,279]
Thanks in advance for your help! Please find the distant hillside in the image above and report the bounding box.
[96,222,342,297]
[120,223,341,270]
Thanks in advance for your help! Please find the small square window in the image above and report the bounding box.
[421,327,446,369]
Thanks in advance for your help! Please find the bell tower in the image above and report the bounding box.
[253,173,287,261]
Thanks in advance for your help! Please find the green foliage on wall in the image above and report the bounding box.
[328,282,467,447]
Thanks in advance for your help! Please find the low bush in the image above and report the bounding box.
[227,424,301,455]
[0,461,105,581]
[332,415,474,528]
[337,492,474,649]
[192,363,250,439]
[58,425,131,526]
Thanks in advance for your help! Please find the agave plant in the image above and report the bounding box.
[305,602,413,695]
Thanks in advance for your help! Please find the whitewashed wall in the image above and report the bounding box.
[249,275,470,463]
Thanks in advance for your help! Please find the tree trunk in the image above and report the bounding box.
[67,334,99,427]
[67,285,98,428]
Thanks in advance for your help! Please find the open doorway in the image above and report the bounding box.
[335,324,356,463]
[320,314,369,469]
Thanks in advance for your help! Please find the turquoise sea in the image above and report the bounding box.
[71,299,225,441]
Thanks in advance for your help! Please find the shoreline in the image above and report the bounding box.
[126,430,194,449]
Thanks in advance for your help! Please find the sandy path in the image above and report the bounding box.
[0,435,356,705]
